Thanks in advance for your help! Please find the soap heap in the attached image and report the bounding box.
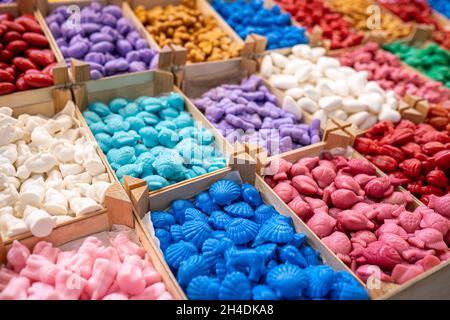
[429,0,450,19]
[152,179,368,300]
[275,0,364,50]
[0,105,110,239]
[328,0,412,42]
[383,42,450,88]
[265,154,450,285]
[339,42,450,104]
[261,44,401,129]
[0,234,173,300]
[193,75,321,156]
[134,0,242,63]
[426,104,450,132]
[354,120,450,203]
[45,3,158,80]
[0,13,56,95]
[212,0,308,50]
[84,92,227,191]
[377,0,450,50]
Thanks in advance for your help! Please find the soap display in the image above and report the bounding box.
[383,42,450,88]
[265,153,450,285]
[0,104,110,239]
[211,0,308,50]
[0,13,56,95]
[275,0,364,50]
[134,0,242,63]
[260,44,401,129]
[193,75,321,156]
[45,3,158,79]
[0,232,173,300]
[354,120,450,203]
[339,42,450,104]
[151,179,369,300]
[83,92,227,191]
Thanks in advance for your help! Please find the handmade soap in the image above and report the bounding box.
[212,0,308,50]
[151,179,369,300]
[261,44,401,128]
[193,75,321,156]
[84,92,227,191]
[265,153,450,285]
[45,3,158,79]
[0,103,110,239]
[0,233,172,300]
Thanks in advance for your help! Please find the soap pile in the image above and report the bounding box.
[0,104,110,239]
[328,0,412,42]
[152,179,368,300]
[193,75,321,156]
[212,0,308,50]
[384,42,450,88]
[261,44,401,129]
[339,42,450,104]
[134,0,242,63]
[426,104,450,132]
[265,154,450,285]
[45,3,158,79]
[275,0,364,50]
[429,0,450,19]
[84,92,227,191]
[354,120,450,203]
[0,234,172,300]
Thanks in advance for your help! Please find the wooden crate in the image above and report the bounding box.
[254,134,450,300]
[71,69,244,197]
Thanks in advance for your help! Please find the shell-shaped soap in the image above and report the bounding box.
[195,192,220,214]
[225,218,259,244]
[208,211,232,230]
[219,272,252,300]
[266,263,308,299]
[170,199,195,224]
[330,282,369,300]
[241,184,263,207]
[304,265,335,298]
[256,215,295,244]
[224,202,255,218]
[252,285,278,300]
[253,205,277,224]
[155,228,172,252]
[177,255,211,288]
[184,208,209,223]
[201,238,221,268]
[209,179,241,206]
[254,243,278,262]
[164,241,198,269]
[187,276,220,300]
[151,212,176,230]
[182,220,213,248]
[170,224,184,242]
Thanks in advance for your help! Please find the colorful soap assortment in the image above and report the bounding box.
[0,13,56,95]
[265,153,450,285]
[151,179,369,300]
[193,75,321,156]
[339,42,450,104]
[45,3,158,79]
[0,233,172,300]
[0,104,110,239]
[212,0,308,50]
[83,92,226,191]
[261,45,401,129]
[134,0,242,63]
[354,120,450,203]
[383,42,450,88]
[275,0,364,50]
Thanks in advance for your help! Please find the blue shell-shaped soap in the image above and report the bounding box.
[182,220,213,248]
[209,179,241,206]
[267,260,278,270]
[330,283,369,300]
[170,199,194,224]
[155,228,172,252]
[334,271,360,287]
[212,230,226,239]
[208,211,232,230]
[195,192,220,214]
[266,263,308,299]
[254,243,277,262]
[177,255,211,288]
[187,276,220,300]
[184,208,209,223]
[252,285,278,300]
[151,212,176,230]
[255,215,294,244]
[279,245,307,268]
[215,259,227,280]
[165,241,198,269]
[253,205,277,224]
[225,218,259,244]
[170,224,184,242]
[305,266,335,299]
[224,202,255,218]
[201,238,220,268]
[289,233,307,248]
[300,246,320,266]
[241,184,263,207]
[219,272,251,300]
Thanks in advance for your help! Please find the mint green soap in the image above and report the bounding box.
[83,111,102,125]
[109,98,128,113]
[88,102,111,117]
[143,175,170,190]
[118,102,140,118]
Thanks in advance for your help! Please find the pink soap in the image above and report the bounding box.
[55,270,87,300]
[0,277,30,300]
[86,258,118,300]
[391,264,424,285]
[117,255,146,296]
[111,234,146,261]
[6,241,30,273]
[33,241,60,263]
[28,282,59,300]
[20,254,60,285]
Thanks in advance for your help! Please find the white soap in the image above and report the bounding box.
[304,85,321,102]
[44,188,68,216]
[297,98,319,113]
[317,79,334,96]
[70,197,103,217]
[359,114,378,130]
[348,72,368,96]
[283,60,307,75]
[347,111,370,127]
[325,68,345,81]
[343,99,369,113]
[282,96,303,120]
[23,206,56,237]
[319,96,343,112]
[312,110,327,124]
[294,65,313,83]
[285,87,304,99]
[378,105,401,123]
[260,55,273,78]
[271,75,298,90]
[59,163,84,177]
[271,52,289,69]
[330,110,348,121]
[25,153,58,174]
[330,80,349,97]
